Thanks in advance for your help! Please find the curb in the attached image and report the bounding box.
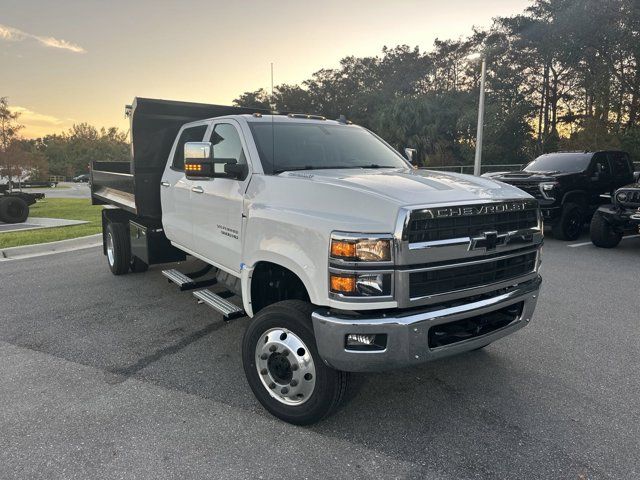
[0,234,102,261]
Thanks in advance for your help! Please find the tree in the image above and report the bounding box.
[0,97,47,183]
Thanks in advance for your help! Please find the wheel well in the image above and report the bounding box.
[250,262,310,314]
[562,191,588,208]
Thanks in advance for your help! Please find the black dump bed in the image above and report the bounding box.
[91,97,266,218]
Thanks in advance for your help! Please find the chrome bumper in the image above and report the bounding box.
[312,276,541,372]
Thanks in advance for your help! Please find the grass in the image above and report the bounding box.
[0,198,103,249]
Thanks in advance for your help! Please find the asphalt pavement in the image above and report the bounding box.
[1,232,639,479]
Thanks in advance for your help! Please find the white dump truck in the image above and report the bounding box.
[92,98,543,424]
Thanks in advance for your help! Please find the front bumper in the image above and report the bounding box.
[598,204,640,227]
[312,276,541,372]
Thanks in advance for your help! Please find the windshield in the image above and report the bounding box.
[248,122,409,174]
[523,153,592,173]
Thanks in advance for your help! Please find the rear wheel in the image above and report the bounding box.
[590,211,622,248]
[552,202,583,240]
[242,300,348,425]
[0,196,29,223]
[105,222,131,275]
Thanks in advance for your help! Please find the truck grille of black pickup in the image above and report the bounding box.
[408,251,537,298]
[406,208,538,243]
[428,302,523,348]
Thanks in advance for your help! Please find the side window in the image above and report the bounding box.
[592,154,610,176]
[610,152,632,176]
[171,125,208,170]
[209,123,246,175]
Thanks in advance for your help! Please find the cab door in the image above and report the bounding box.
[191,120,250,274]
[160,124,208,249]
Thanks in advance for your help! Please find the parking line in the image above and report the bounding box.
[568,234,640,248]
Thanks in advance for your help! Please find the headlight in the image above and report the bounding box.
[330,236,392,262]
[539,182,558,199]
[616,191,628,203]
[329,272,392,296]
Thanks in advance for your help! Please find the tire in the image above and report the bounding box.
[130,256,149,273]
[105,222,131,275]
[242,300,349,425]
[590,211,622,248]
[0,196,29,223]
[551,202,583,240]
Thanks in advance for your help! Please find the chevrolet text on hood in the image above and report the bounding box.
[91,98,543,425]
[422,201,530,218]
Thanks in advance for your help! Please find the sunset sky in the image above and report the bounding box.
[2,0,530,138]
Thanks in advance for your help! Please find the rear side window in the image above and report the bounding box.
[608,152,632,176]
[171,125,208,170]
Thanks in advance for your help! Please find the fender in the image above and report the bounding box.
[561,189,588,206]
[241,251,320,317]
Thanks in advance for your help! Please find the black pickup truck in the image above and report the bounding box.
[494,151,635,240]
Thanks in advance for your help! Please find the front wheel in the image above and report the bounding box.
[552,202,583,241]
[242,300,349,425]
[590,211,623,248]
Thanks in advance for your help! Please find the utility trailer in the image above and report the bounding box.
[0,184,44,223]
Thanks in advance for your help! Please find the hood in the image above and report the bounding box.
[278,167,531,206]
[496,170,574,182]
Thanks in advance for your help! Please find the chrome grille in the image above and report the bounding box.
[618,188,640,208]
[408,251,537,298]
[405,204,538,244]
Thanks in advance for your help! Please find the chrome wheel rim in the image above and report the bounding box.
[106,232,115,266]
[255,328,316,406]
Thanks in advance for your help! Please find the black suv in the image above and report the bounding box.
[590,183,640,248]
[494,151,635,240]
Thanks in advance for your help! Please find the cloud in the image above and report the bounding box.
[0,24,85,53]
[11,106,66,127]
[10,106,74,138]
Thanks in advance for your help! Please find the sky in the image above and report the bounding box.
[1,0,531,138]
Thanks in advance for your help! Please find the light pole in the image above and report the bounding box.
[471,55,487,176]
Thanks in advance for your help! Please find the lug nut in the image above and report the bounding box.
[268,382,275,389]
[260,368,268,375]
[283,350,289,356]
[281,387,289,394]
[290,380,298,387]
[260,353,268,360]
[291,364,298,371]
[269,345,277,352]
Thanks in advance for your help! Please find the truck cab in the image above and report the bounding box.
[92,98,543,424]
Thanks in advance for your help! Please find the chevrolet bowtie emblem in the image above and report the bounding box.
[469,230,504,251]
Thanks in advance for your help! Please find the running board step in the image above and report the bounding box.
[162,269,218,291]
[193,289,245,320]
[162,269,195,288]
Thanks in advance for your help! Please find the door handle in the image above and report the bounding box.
[160,181,170,187]
[191,186,204,194]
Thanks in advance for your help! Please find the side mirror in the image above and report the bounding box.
[184,142,214,177]
[224,162,247,179]
[184,142,244,179]
[404,147,418,166]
